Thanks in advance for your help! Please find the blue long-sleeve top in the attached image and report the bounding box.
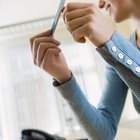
[53,31,140,140]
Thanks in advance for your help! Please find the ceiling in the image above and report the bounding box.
[0,0,97,27]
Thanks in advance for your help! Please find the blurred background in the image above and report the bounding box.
[0,0,140,140]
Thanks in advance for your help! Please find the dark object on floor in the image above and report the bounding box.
[21,129,66,140]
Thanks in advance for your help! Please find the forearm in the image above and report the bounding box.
[53,76,118,140]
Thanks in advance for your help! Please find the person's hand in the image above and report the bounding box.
[30,30,72,84]
[63,3,115,47]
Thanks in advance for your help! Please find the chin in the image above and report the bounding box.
[114,18,123,23]
[112,13,130,23]
[112,15,126,23]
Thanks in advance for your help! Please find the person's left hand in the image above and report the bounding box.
[63,3,115,47]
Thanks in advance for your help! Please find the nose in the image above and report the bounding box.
[98,0,106,9]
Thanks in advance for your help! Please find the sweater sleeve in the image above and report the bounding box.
[96,31,140,100]
[53,66,128,140]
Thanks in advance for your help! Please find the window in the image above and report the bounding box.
[0,17,106,140]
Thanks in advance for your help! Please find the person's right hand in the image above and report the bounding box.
[30,30,72,84]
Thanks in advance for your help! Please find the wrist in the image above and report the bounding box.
[96,29,115,48]
[55,71,72,84]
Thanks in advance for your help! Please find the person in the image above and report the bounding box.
[30,0,140,140]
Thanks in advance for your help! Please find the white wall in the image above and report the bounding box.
[0,0,59,27]
[0,0,98,27]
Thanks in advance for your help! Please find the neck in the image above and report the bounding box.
[136,24,140,49]
[133,0,140,20]
[131,0,140,48]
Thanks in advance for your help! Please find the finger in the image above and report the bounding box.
[61,6,65,13]
[30,30,51,46]
[67,15,91,32]
[63,3,92,23]
[34,42,60,65]
[66,3,93,11]
[40,48,61,70]
[72,23,90,43]
[31,37,60,63]
[78,37,86,43]
[64,8,86,22]
[63,7,67,23]
[31,37,60,50]
[37,43,61,66]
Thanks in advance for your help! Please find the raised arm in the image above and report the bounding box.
[63,3,140,99]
